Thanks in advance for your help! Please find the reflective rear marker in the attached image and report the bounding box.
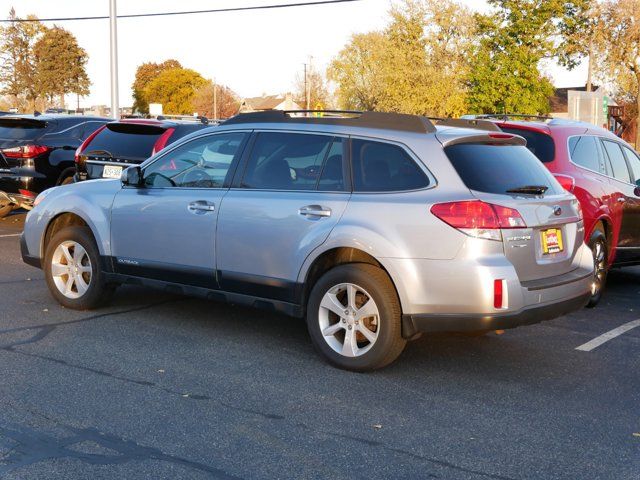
[575,319,640,352]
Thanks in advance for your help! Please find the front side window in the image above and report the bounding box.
[602,140,631,184]
[143,132,246,188]
[241,132,344,191]
[568,136,603,173]
[622,146,640,186]
[351,139,429,192]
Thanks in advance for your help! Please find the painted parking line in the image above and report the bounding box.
[576,319,640,352]
[0,234,21,238]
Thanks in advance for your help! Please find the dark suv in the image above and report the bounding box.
[0,114,109,217]
[75,118,211,182]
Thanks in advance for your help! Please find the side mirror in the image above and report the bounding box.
[121,166,143,187]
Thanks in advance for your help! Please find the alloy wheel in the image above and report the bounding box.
[50,240,92,299]
[318,283,380,357]
[591,240,606,296]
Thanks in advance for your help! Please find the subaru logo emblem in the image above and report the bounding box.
[553,206,562,216]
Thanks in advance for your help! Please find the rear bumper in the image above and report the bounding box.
[402,292,590,336]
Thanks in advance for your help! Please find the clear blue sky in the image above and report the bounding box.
[1,0,588,108]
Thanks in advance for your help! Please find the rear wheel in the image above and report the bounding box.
[306,264,406,371]
[44,226,116,310]
[586,225,608,308]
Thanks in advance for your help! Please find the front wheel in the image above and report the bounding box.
[586,226,608,308]
[44,226,116,310]
[306,263,406,371]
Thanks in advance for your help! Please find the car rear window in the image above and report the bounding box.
[500,127,555,163]
[0,119,48,141]
[445,143,562,195]
[84,123,167,161]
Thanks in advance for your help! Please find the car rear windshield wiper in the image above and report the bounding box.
[506,185,549,195]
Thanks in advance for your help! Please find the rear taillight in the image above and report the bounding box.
[430,200,526,241]
[554,174,575,192]
[18,189,36,198]
[151,128,175,155]
[1,145,50,158]
[75,124,106,163]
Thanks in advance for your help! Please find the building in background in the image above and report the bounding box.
[238,93,300,113]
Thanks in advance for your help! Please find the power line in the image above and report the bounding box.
[0,0,363,23]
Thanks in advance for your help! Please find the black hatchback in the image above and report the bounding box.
[75,118,211,183]
[0,114,110,217]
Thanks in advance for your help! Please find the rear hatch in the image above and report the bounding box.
[442,134,583,282]
[78,122,172,179]
[0,118,50,169]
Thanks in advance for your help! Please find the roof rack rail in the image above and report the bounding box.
[155,114,213,125]
[464,113,553,122]
[223,110,437,134]
[428,117,503,132]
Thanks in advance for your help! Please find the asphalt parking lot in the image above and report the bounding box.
[0,212,638,480]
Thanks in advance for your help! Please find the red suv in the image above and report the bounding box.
[473,116,640,306]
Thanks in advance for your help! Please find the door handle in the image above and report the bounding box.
[188,201,216,214]
[298,205,332,218]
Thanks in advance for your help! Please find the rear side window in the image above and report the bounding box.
[241,132,344,191]
[500,127,555,163]
[0,119,48,141]
[445,143,562,195]
[568,136,604,173]
[351,139,429,192]
[602,140,631,183]
[84,124,167,161]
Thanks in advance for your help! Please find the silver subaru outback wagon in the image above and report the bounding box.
[21,111,593,371]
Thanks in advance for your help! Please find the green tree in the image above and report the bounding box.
[145,68,207,115]
[467,0,573,115]
[33,26,90,107]
[192,81,240,119]
[131,59,181,113]
[595,0,640,147]
[327,31,389,111]
[328,0,474,117]
[0,9,46,111]
[293,64,331,109]
[557,0,601,92]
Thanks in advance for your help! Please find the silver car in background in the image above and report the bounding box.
[21,111,593,371]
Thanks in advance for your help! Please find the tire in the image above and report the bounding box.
[57,167,76,186]
[306,263,406,371]
[586,224,608,308]
[44,226,116,310]
[0,203,13,218]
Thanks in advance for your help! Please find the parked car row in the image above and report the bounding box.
[20,110,603,371]
[0,114,211,216]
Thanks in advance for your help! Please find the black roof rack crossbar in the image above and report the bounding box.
[472,113,553,121]
[223,110,437,134]
[428,117,503,132]
[155,114,212,124]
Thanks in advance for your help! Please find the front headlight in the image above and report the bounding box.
[33,188,54,207]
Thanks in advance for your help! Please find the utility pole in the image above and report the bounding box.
[213,78,218,121]
[109,0,120,119]
[303,63,308,110]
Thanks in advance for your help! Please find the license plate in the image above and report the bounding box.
[102,165,123,179]
[541,228,564,255]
